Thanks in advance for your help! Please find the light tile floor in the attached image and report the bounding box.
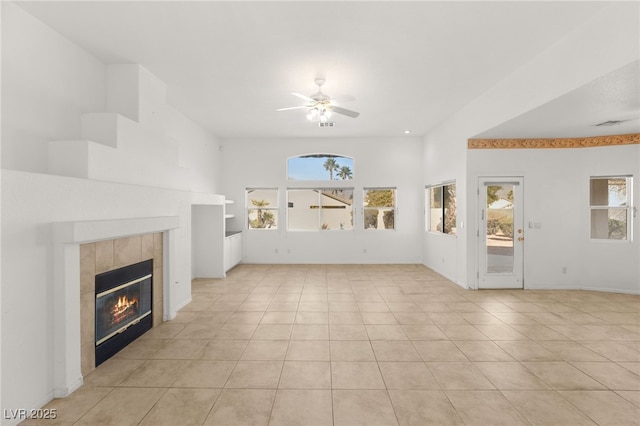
[24,264,640,425]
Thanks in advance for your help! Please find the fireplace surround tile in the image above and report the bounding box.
[80,292,96,373]
[95,240,114,274]
[141,233,154,260]
[80,243,95,295]
[114,236,142,268]
[80,292,95,341]
[153,233,163,267]
[81,342,95,376]
[153,266,164,327]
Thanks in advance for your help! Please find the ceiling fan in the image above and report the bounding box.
[277,78,360,124]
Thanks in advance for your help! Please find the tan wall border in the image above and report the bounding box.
[468,133,640,149]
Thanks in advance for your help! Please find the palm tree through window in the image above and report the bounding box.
[287,154,354,181]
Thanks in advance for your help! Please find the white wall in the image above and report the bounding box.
[468,145,639,293]
[423,2,640,291]
[574,146,639,293]
[1,3,222,193]
[422,124,468,286]
[221,138,424,264]
[1,3,222,422]
[170,108,222,194]
[1,2,106,173]
[191,203,225,278]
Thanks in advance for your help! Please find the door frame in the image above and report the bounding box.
[478,176,524,289]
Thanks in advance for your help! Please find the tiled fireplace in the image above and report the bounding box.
[53,216,179,397]
[80,234,164,376]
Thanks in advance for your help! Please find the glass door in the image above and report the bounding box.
[478,177,524,289]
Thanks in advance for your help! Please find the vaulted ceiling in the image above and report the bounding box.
[15,1,640,140]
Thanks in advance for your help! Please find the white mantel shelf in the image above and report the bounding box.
[54,216,180,243]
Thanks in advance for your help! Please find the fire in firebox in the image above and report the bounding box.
[95,272,152,347]
[109,294,139,326]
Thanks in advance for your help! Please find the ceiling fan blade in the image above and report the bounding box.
[330,94,355,103]
[331,106,360,118]
[276,105,309,111]
[291,92,315,102]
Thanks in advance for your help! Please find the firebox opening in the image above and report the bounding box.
[95,259,153,366]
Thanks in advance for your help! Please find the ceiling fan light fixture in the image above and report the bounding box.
[278,78,360,123]
[306,105,333,123]
[306,108,318,121]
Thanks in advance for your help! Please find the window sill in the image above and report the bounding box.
[589,238,632,243]
[427,231,457,238]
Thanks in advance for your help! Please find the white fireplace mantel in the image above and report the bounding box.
[52,216,180,398]
[54,216,180,243]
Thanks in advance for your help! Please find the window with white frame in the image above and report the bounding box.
[363,188,396,230]
[590,176,632,240]
[246,188,279,230]
[427,182,456,235]
[287,188,354,231]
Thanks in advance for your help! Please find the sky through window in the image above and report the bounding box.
[287,155,354,181]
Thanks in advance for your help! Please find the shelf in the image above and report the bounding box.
[224,199,235,219]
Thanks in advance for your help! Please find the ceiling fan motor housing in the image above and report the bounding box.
[311,93,330,103]
[311,77,330,102]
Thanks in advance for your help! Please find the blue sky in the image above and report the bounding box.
[287,156,354,181]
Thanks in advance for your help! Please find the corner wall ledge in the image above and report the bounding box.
[191,192,225,205]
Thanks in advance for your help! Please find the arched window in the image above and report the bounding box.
[287,154,354,181]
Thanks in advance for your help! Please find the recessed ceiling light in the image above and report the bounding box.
[403,130,411,134]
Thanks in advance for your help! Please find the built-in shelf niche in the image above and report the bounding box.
[224,199,235,219]
[191,195,242,278]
